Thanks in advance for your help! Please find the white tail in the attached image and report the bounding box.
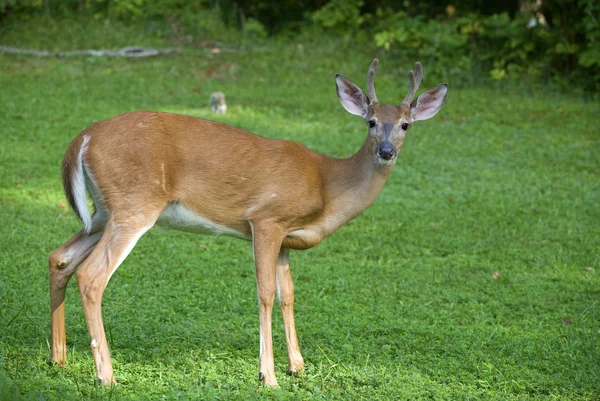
[63,135,92,234]
[49,59,447,387]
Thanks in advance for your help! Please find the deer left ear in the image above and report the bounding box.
[336,74,369,117]
[410,84,448,121]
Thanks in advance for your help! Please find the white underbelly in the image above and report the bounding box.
[286,227,323,244]
[156,202,249,240]
[283,210,353,247]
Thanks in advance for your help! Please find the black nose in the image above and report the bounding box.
[377,142,396,161]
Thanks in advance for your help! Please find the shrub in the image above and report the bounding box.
[373,7,599,91]
[312,0,365,33]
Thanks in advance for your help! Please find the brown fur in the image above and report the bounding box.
[65,111,392,249]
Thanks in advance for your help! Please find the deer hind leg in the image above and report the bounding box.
[252,222,286,387]
[276,248,304,375]
[75,214,157,385]
[49,216,105,365]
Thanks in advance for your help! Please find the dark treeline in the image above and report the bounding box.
[1,0,598,90]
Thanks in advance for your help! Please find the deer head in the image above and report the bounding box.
[335,59,448,165]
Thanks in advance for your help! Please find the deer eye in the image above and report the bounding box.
[401,122,410,130]
[368,120,376,128]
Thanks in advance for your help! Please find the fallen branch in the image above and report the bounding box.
[0,46,176,58]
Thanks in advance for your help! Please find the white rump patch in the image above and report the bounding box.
[84,163,107,227]
[72,135,108,234]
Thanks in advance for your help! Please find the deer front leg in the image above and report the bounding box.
[251,222,285,387]
[276,248,304,375]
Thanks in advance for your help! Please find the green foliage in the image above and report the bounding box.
[374,12,470,79]
[0,0,597,90]
[458,13,550,80]
[576,0,600,83]
[312,0,365,33]
[0,0,44,13]
[374,8,599,90]
[0,0,14,12]
[0,0,213,21]
[242,18,268,41]
[108,0,146,18]
[102,0,213,20]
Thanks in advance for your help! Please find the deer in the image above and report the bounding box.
[48,59,447,387]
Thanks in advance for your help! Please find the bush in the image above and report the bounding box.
[373,6,599,91]
[373,12,470,80]
[312,0,365,33]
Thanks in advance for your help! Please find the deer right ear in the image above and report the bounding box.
[336,74,368,117]
[410,84,448,122]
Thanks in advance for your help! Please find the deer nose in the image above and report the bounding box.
[377,142,396,161]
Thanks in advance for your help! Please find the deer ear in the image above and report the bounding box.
[410,84,448,121]
[336,74,368,117]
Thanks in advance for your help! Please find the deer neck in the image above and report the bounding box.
[320,139,394,230]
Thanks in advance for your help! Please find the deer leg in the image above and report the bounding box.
[252,222,285,387]
[75,216,155,385]
[276,248,304,375]
[49,220,104,365]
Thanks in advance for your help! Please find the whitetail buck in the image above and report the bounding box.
[49,59,447,386]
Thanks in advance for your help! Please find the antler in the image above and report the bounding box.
[367,58,379,104]
[402,62,423,105]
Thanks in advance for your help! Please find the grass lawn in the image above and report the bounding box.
[0,17,599,400]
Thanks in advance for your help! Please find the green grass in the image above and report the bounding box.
[1,16,599,401]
